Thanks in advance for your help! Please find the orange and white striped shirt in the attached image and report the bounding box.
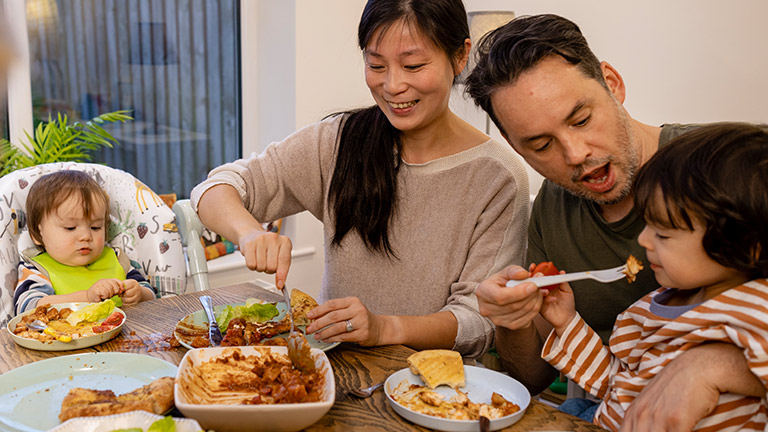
[542,279,768,431]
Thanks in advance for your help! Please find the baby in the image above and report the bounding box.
[13,170,156,314]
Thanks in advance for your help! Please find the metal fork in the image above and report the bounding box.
[505,264,628,288]
[348,382,384,398]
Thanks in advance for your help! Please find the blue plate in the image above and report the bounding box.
[173,301,340,352]
[0,352,177,432]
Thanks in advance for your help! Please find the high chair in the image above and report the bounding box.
[0,162,187,326]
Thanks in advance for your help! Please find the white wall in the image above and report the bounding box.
[237,0,768,297]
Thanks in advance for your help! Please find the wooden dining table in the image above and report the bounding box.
[0,282,605,431]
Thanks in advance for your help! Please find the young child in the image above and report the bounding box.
[538,123,768,431]
[13,171,156,314]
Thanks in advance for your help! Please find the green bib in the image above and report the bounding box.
[32,248,126,306]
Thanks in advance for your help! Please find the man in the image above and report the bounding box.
[465,14,764,430]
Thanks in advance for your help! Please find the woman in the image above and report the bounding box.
[191,0,529,358]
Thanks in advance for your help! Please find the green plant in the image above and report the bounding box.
[0,110,133,176]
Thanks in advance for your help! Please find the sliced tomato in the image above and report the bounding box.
[102,311,124,326]
[92,324,117,334]
[532,261,559,291]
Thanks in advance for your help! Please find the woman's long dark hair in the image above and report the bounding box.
[328,0,470,256]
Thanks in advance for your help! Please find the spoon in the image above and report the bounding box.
[348,382,384,398]
[27,320,72,343]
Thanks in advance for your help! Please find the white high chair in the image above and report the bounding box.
[0,162,187,326]
[171,199,211,293]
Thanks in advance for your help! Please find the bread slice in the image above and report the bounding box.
[290,289,319,327]
[407,349,465,389]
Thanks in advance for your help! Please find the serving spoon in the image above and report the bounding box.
[282,284,314,373]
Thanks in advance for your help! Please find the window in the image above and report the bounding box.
[23,0,241,197]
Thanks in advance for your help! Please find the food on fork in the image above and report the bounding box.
[58,376,174,422]
[623,255,644,284]
[407,349,465,389]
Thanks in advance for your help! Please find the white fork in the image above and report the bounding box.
[505,264,628,288]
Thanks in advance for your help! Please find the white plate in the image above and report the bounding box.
[175,346,335,432]
[5,302,125,351]
[0,352,178,432]
[385,365,531,432]
[173,301,340,352]
[49,410,203,432]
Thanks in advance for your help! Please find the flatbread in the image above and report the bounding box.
[290,289,319,327]
[59,376,175,422]
[407,349,465,389]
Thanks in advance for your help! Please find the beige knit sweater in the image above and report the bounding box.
[191,115,529,357]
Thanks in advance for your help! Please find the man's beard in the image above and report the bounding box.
[556,103,639,205]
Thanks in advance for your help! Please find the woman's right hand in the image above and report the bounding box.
[238,229,293,289]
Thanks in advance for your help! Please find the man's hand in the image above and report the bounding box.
[620,343,764,431]
[477,265,544,330]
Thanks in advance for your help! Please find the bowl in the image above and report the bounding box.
[385,365,531,431]
[174,346,335,432]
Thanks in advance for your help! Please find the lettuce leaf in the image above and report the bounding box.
[216,299,279,331]
[65,299,116,326]
[147,416,176,432]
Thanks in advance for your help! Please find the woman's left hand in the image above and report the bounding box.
[305,296,382,346]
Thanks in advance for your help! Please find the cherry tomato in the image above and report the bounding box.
[532,261,559,291]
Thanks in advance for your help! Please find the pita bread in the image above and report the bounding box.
[290,288,319,327]
[407,349,465,389]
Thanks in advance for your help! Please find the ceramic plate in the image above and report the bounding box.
[385,365,531,432]
[175,346,334,432]
[0,352,178,432]
[49,410,203,432]
[6,303,126,351]
[173,301,340,351]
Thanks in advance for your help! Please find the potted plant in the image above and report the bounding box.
[0,110,133,176]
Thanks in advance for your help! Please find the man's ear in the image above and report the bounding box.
[601,61,626,103]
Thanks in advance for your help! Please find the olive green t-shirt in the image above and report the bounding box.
[527,123,696,342]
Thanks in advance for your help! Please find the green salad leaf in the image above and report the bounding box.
[216,298,279,331]
[65,298,116,326]
[147,415,175,432]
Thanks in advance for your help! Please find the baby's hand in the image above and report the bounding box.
[87,279,123,302]
[120,280,142,305]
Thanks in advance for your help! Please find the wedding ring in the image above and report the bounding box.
[345,319,354,332]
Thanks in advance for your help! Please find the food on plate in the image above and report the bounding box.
[623,255,644,283]
[59,376,175,422]
[391,382,520,420]
[531,261,560,291]
[290,288,319,326]
[12,300,124,342]
[215,298,280,331]
[106,415,179,432]
[407,349,465,389]
[173,289,320,348]
[176,347,325,404]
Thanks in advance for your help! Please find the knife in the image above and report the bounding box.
[199,295,223,346]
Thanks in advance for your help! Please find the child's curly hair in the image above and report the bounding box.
[633,122,768,279]
[26,170,110,248]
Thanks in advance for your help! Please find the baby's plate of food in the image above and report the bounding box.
[175,346,334,432]
[50,411,203,432]
[0,352,177,432]
[7,299,125,351]
[385,349,530,432]
[173,288,339,351]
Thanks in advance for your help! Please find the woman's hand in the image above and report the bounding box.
[305,296,383,346]
[238,229,293,289]
[87,279,123,302]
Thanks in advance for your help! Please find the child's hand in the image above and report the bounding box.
[120,279,143,305]
[87,279,124,302]
[538,277,577,336]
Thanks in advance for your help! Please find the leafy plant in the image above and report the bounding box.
[0,110,133,176]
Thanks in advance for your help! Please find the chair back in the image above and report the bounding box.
[0,162,186,326]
